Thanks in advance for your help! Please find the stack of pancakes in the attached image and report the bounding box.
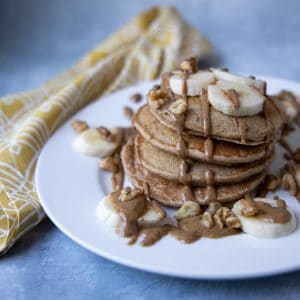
[122,65,284,207]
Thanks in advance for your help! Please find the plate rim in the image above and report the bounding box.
[36,75,300,280]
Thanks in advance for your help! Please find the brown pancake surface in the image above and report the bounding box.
[122,140,266,207]
[135,134,272,186]
[134,105,271,165]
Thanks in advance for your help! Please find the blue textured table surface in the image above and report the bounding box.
[1,1,300,299]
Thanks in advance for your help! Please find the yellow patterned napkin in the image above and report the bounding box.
[0,6,212,254]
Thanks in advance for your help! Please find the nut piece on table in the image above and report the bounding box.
[238,198,260,217]
[201,211,214,229]
[99,156,119,173]
[119,187,144,202]
[148,89,167,109]
[174,201,201,220]
[168,99,187,115]
[71,119,89,133]
[180,57,198,73]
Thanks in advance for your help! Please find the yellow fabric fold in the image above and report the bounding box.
[0,6,212,254]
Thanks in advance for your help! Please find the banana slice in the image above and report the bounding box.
[232,198,297,238]
[96,194,121,228]
[72,128,118,157]
[96,193,166,228]
[208,80,265,117]
[169,70,215,96]
[212,69,266,94]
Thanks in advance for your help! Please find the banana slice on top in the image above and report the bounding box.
[212,69,266,94]
[169,70,215,96]
[232,197,297,238]
[97,192,166,228]
[72,127,119,158]
[208,80,265,117]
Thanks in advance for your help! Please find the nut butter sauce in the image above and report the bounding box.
[111,191,147,238]
[176,71,195,201]
[255,200,291,224]
[200,88,217,203]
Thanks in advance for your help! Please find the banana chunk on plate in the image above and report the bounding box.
[208,80,265,117]
[169,70,215,96]
[232,197,297,238]
[96,192,166,228]
[72,127,119,158]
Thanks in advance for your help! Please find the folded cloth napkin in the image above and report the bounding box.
[0,6,212,254]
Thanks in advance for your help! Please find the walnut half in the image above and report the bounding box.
[174,201,201,220]
[168,99,187,115]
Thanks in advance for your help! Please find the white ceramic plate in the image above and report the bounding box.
[36,77,300,280]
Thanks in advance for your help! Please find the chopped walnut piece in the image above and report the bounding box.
[148,89,167,109]
[238,198,260,217]
[264,174,280,191]
[168,99,187,115]
[180,57,198,73]
[174,201,201,220]
[123,106,134,120]
[281,164,298,196]
[201,211,214,229]
[71,119,89,133]
[119,187,144,202]
[130,93,142,103]
[215,207,232,220]
[225,215,241,229]
[272,90,300,126]
[213,214,224,229]
[206,202,222,215]
[294,148,300,163]
[97,126,115,142]
[211,207,241,229]
[99,156,119,173]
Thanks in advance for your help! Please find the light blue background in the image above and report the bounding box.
[1,0,300,299]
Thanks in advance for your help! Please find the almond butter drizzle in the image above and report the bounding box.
[254,201,291,224]
[222,89,240,109]
[177,71,195,201]
[204,137,214,162]
[201,88,211,136]
[204,169,217,203]
[111,191,147,238]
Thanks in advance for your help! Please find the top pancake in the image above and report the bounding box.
[149,93,284,145]
[134,105,272,165]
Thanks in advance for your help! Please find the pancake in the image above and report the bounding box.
[135,134,273,186]
[122,140,267,207]
[149,95,283,145]
[134,105,271,165]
